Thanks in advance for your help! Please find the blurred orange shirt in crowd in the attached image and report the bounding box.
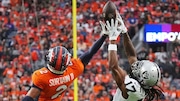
[31,50,39,61]
[20,75,31,84]
[0,45,2,52]
[10,0,19,6]
[93,83,104,94]
[102,73,111,84]
[95,96,110,101]
[176,90,180,98]
[148,52,156,62]
[3,67,16,78]
[101,96,110,101]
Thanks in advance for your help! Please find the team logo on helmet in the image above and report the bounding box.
[142,71,149,79]
[48,48,55,63]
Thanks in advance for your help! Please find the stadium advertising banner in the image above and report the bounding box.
[144,24,180,43]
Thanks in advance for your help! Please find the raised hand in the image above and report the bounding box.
[106,19,120,40]
[100,21,108,36]
[116,12,128,34]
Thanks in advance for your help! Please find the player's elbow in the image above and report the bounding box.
[128,56,138,65]
[111,68,126,88]
[109,62,118,70]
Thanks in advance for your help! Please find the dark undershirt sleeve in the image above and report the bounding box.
[79,35,107,67]
[22,96,34,101]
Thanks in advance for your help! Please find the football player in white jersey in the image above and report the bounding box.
[102,12,163,101]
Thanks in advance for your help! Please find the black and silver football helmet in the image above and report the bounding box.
[131,60,161,89]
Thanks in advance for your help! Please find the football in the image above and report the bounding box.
[102,1,117,22]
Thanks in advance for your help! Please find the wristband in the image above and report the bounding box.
[108,44,117,51]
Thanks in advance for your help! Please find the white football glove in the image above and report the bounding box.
[106,19,120,40]
[99,21,108,36]
[116,12,127,34]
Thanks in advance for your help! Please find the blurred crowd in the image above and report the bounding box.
[0,0,179,101]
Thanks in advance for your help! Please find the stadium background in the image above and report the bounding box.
[0,0,180,101]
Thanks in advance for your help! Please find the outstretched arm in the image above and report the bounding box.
[107,19,128,98]
[79,21,109,67]
[108,40,127,98]
[123,32,137,65]
[22,87,40,101]
[108,40,119,71]
[79,34,107,67]
[116,12,138,65]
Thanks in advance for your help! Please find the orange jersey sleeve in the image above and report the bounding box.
[31,58,84,101]
[32,68,47,90]
[65,58,84,78]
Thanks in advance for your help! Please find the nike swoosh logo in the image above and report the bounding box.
[112,32,116,36]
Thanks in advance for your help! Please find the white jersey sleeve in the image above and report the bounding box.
[113,75,146,101]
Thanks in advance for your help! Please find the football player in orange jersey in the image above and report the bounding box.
[22,22,109,101]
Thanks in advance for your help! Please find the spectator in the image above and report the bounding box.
[126,11,139,38]
[100,90,110,101]
[155,46,168,64]
[1,0,10,7]
[170,51,179,67]
[2,63,16,79]
[137,46,148,60]
[4,18,17,38]
[93,82,105,95]
[148,47,156,62]
[77,39,87,56]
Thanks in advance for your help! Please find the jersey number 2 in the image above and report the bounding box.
[125,81,136,92]
[51,85,67,99]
